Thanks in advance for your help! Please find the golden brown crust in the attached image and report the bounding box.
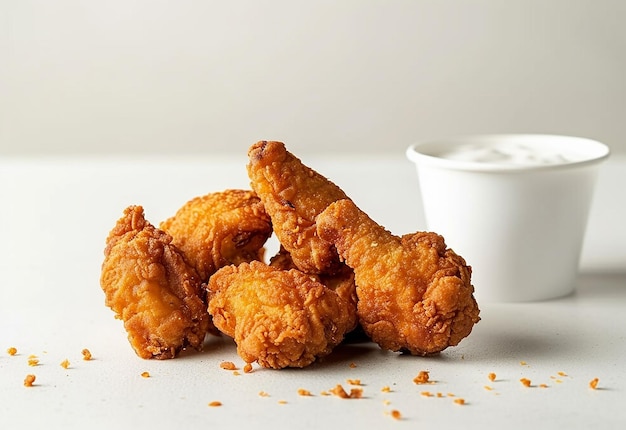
[247,141,348,274]
[100,142,481,363]
[160,189,272,282]
[207,260,354,369]
[316,199,480,355]
[269,246,358,334]
[101,205,210,359]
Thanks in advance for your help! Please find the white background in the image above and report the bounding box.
[1,0,624,156]
[1,3,625,428]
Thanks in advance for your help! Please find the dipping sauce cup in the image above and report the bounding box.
[406,134,610,302]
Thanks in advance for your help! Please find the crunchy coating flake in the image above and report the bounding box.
[247,141,348,274]
[208,261,355,369]
[160,189,272,281]
[316,199,480,355]
[101,206,210,359]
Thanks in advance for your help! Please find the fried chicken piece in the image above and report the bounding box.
[247,141,348,274]
[269,246,359,334]
[101,206,210,359]
[316,199,480,355]
[207,260,355,369]
[160,189,272,281]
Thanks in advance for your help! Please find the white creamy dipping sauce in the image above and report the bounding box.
[438,143,576,166]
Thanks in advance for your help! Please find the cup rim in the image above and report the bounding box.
[406,134,610,172]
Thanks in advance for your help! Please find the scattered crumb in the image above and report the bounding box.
[454,398,466,405]
[243,363,253,373]
[233,371,241,376]
[520,378,532,387]
[488,372,496,382]
[558,371,568,377]
[28,354,37,359]
[60,359,70,369]
[390,410,402,420]
[413,370,431,384]
[23,374,36,387]
[539,384,548,388]
[220,361,237,371]
[589,378,599,390]
[320,391,330,396]
[349,388,363,399]
[141,371,150,378]
[484,386,493,391]
[550,375,563,383]
[383,399,391,406]
[82,349,92,361]
[420,391,433,397]
[381,386,392,393]
[278,400,287,405]
[7,347,17,356]
[330,384,362,399]
[447,393,455,397]
[349,362,357,369]
[208,401,222,407]
[346,379,361,386]
[258,391,270,397]
[520,361,528,366]
[436,392,444,398]
[297,389,313,397]
[28,358,39,367]
[330,385,348,398]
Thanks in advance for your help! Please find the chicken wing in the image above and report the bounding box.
[247,141,348,274]
[207,260,355,369]
[160,189,272,282]
[101,206,210,359]
[316,199,480,355]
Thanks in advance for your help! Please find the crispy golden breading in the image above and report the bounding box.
[207,260,355,369]
[101,206,210,359]
[247,141,348,274]
[316,199,480,355]
[269,246,359,334]
[160,189,272,282]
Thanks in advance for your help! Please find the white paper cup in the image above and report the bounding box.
[406,134,610,303]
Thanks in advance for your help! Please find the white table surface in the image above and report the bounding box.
[1,153,625,429]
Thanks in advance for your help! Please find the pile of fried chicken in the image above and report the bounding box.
[100,141,480,368]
